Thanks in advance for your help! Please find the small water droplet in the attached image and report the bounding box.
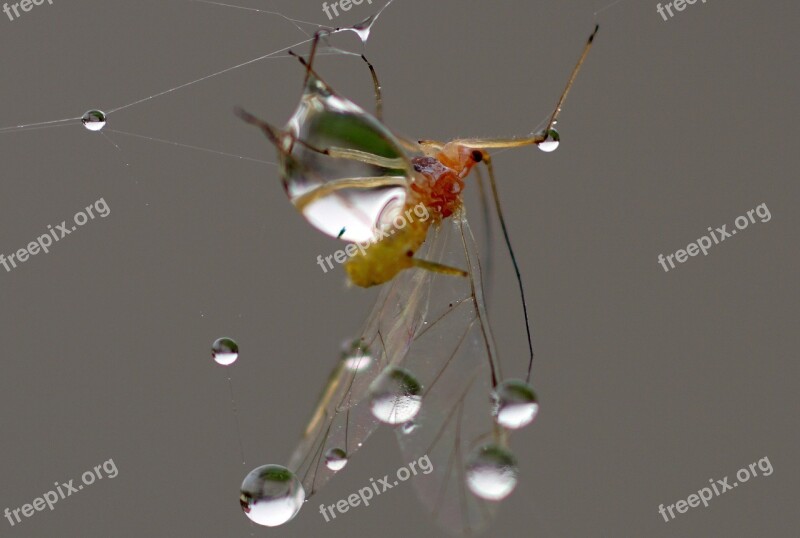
[340,339,373,371]
[400,420,418,434]
[212,337,239,366]
[538,128,560,153]
[369,367,422,425]
[324,448,348,471]
[81,110,106,131]
[240,464,305,527]
[491,379,539,429]
[350,14,376,43]
[466,445,519,501]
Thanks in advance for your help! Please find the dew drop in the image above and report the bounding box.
[369,367,422,425]
[491,379,539,429]
[350,14,376,43]
[282,74,409,243]
[324,448,348,471]
[538,128,560,153]
[212,337,239,366]
[340,339,373,371]
[239,465,305,527]
[81,110,107,131]
[465,445,519,501]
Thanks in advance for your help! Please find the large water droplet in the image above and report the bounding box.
[239,465,305,527]
[538,128,560,153]
[212,337,239,366]
[324,448,348,471]
[369,367,422,424]
[491,379,539,429]
[341,339,373,371]
[281,74,410,243]
[466,445,519,501]
[81,110,106,132]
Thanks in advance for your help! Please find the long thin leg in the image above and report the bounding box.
[482,154,536,383]
[360,54,383,121]
[438,25,599,151]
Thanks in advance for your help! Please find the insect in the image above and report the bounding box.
[235,21,598,535]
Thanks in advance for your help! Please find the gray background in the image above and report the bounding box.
[0,0,797,536]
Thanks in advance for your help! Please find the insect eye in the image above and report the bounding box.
[471,150,483,162]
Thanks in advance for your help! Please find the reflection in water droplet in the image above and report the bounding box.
[538,128,560,153]
[81,110,106,131]
[466,445,519,501]
[491,379,539,429]
[340,339,373,371]
[240,465,305,527]
[324,448,348,471]
[212,337,239,366]
[281,72,410,243]
[400,420,418,434]
[369,367,422,424]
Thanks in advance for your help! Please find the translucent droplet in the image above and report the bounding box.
[212,337,239,366]
[538,128,560,152]
[239,464,305,527]
[340,339,373,371]
[369,367,422,424]
[281,74,410,243]
[324,448,348,471]
[350,14,377,43]
[466,445,519,501]
[81,110,106,132]
[400,420,418,434]
[491,379,539,429]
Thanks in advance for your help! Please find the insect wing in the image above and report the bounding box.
[286,232,437,496]
[393,211,505,535]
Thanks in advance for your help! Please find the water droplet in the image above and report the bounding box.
[239,465,305,527]
[281,74,410,243]
[400,420,418,434]
[324,448,348,471]
[466,445,519,501]
[350,14,376,43]
[538,128,560,153]
[340,339,373,371]
[212,337,239,366]
[81,110,106,131]
[369,367,422,424]
[491,379,539,429]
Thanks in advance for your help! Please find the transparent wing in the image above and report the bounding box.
[285,207,507,536]
[286,232,437,496]
[393,209,506,536]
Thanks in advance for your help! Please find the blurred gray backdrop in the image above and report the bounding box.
[0,0,798,536]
